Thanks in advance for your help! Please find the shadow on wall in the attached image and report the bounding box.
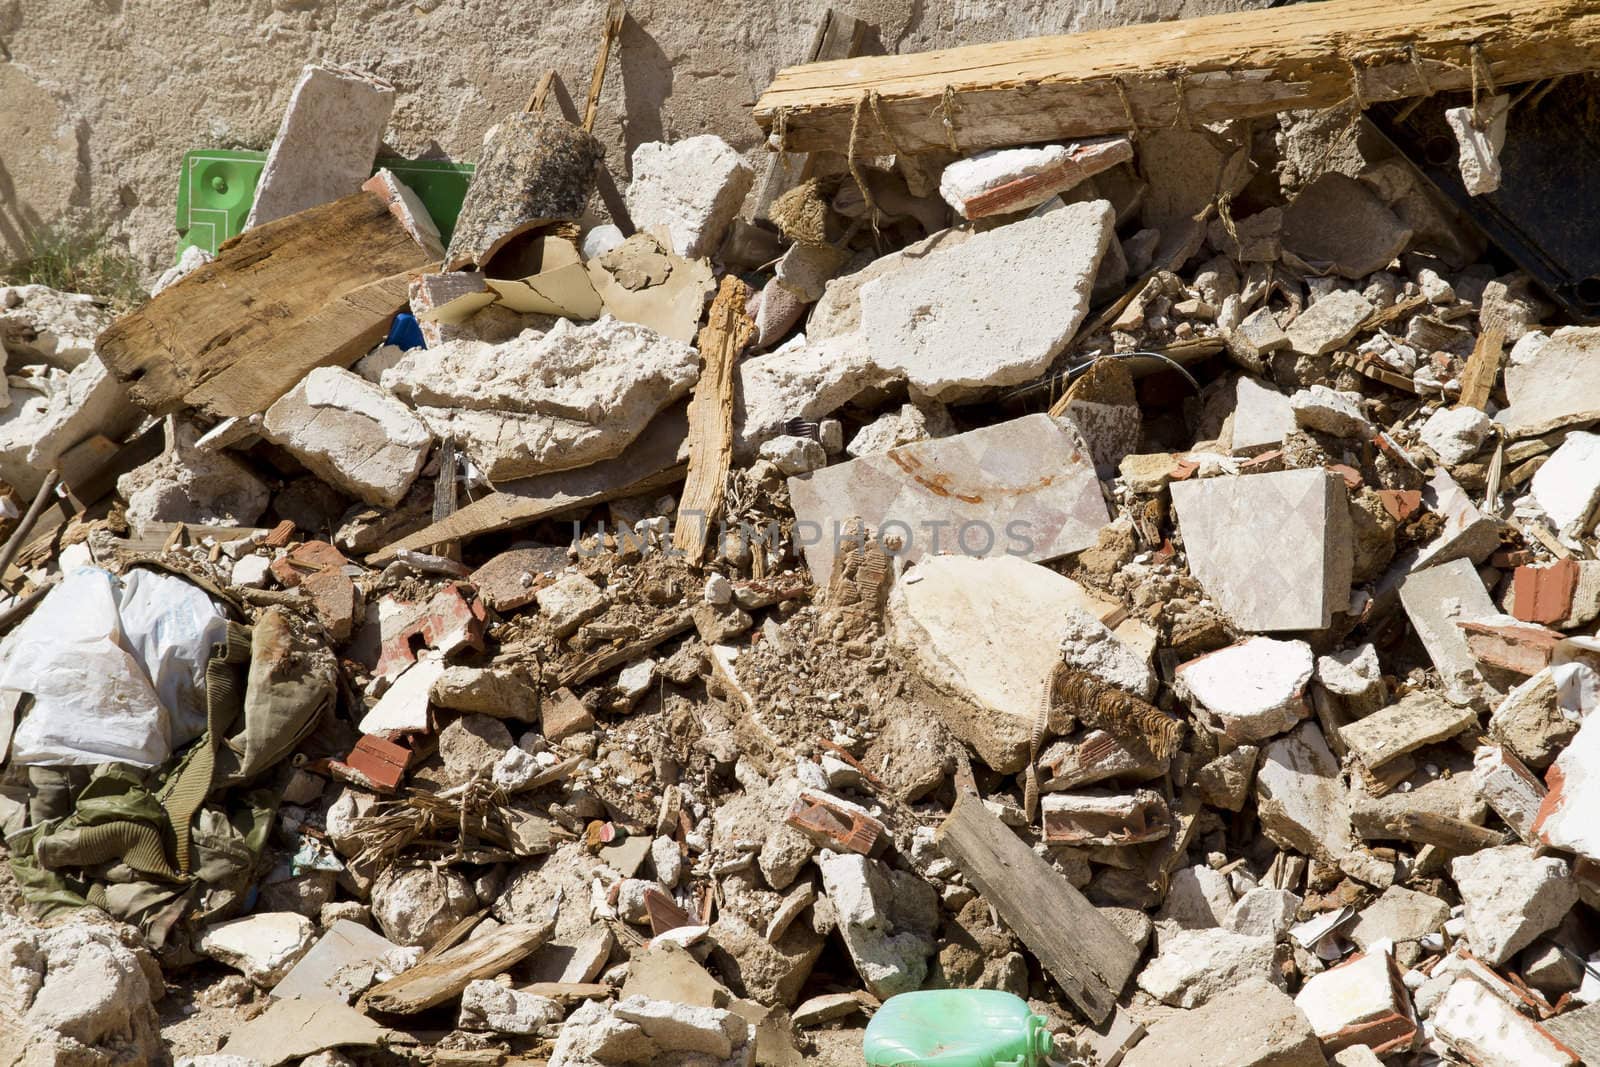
[619,12,671,166]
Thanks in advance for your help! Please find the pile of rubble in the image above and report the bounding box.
[7,15,1600,1067]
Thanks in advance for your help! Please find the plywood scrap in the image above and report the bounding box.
[936,794,1139,1024]
[97,189,434,418]
[364,920,555,1014]
[673,276,754,566]
[754,0,1600,156]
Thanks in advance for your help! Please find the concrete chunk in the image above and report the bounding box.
[1285,290,1376,356]
[1398,557,1498,706]
[1451,845,1577,965]
[263,367,432,507]
[1338,690,1478,772]
[1414,469,1502,570]
[1473,744,1548,842]
[1349,886,1450,963]
[245,65,395,229]
[536,573,606,638]
[1171,469,1353,632]
[1532,431,1600,538]
[1282,174,1412,280]
[1534,709,1600,862]
[1136,928,1281,1008]
[1434,977,1578,1067]
[1290,386,1373,439]
[815,851,933,999]
[1421,405,1493,466]
[1177,637,1314,743]
[888,555,1149,772]
[1226,887,1302,940]
[1497,327,1600,438]
[1231,377,1296,453]
[1256,722,1360,867]
[856,200,1114,401]
[384,317,699,482]
[459,980,564,1034]
[1120,978,1325,1067]
[789,413,1108,585]
[626,136,752,259]
[1294,952,1415,1055]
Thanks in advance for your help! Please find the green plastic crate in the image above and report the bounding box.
[175,149,475,261]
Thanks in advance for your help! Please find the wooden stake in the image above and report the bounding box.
[584,0,627,134]
[1458,325,1506,411]
[673,276,754,567]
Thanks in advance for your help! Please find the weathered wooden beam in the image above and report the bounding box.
[364,920,554,1014]
[936,794,1139,1025]
[98,189,433,418]
[754,0,1600,156]
[672,276,752,566]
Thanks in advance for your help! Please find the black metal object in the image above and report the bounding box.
[1370,76,1600,321]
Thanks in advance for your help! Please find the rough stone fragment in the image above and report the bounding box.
[734,333,883,453]
[1290,385,1373,438]
[1398,557,1498,706]
[611,995,753,1059]
[1434,975,1578,1067]
[1158,864,1236,929]
[1136,928,1281,1008]
[536,573,606,638]
[244,65,394,229]
[0,284,112,370]
[707,909,824,1007]
[1231,376,1295,453]
[1171,468,1353,632]
[1350,885,1450,964]
[199,912,317,987]
[789,413,1108,585]
[1121,978,1324,1067]
[0,914,164,1066]
[1256,722,1359,866]
[459,979,564,1034]
[939,137,1133,218]
[1284,289,1376,357]
[1488,668,1571,768]
[432,665,538,720]
[1195,744,1259,811]
[547,998,658,1067]
[1421,405,1493,466]
[1338,690,1478,772]
[758,434,826,475]
[626,135,753,259]
[1473,744,1548,842]
[1535,709,1600,862]
[1282,174,1413,279]
[888,555,1150,772]
[118,421,271,531]
[1413,469,1502,571]
[439,713,514,785]
[1316,643,1386,714]
[261,366,431,508]
[27,354,142,483]
[1446,96,1509,196]
[384,318,698,481]
[1532,431,1600,537]
[1226,887,1302,940]
[542,686,596,742]
[369,865,476,948]
[1176,637,1314,743]
[815,850,934,999]
[1451,845,1577,965]
[845,401,955,458]
[856,200,1114,401]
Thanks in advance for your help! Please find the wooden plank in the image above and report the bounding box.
[583,0,627,133]
[672,276,753,566]
[751,9,871,219]
[1458,325,1506,411]
[97,189,432,418]
[754,0,1600,156]
[936,794,1138,1025]
[364,920,554,1014]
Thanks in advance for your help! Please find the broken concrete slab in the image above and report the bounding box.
[1255,722,1362,870]
[1285,290,1377,357]
[1176,637,1314,743]
[1290,385,1373,439]
[1497,327,1600,438]
[1535,709,1600,862]
[1171,468,1353,632]
[1120,978,1325,1067]
[733,333,883,453]
[199,912,318,988]
[855,200,1114,401]
[1451,844,1577,965]
[845,400,955,458]
[244,65,394,229]
[888,554,1150,772]
[262,366,432,508]
[1338,690,1478,772]
[1421,405,1493,466]
[1281,173,1413,280]
[1434,976,1579,1067]
[939,137,1133,218]
[789,412,1108,585]
[815,850,934,1000]
[1350,885,1450,965]
[1136,927,1280,1008]
[1398,557,1499,706]
[1412,469,1502,571]
[626,135,753,259]
[458,979,564,1035]
[1532,431,1600,538]
[1230,376,1295,453]
[384,318,700,482]
[536,573,607,638]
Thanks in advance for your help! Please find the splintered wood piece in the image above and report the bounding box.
[936,794,1138,1025]
[1458,325,1506,411]
[584,0,627,133]
[672,275,754,566]
[97,190,432,418]
[444,114,604,271]
[754,0,1600,155]
[363,920,554,1014]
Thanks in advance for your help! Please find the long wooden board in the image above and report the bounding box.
[672,276,752,566]
[754,0,1600,156]
[364,920,554,1014]
[936,794,1139,1025]
[98,190,432,418]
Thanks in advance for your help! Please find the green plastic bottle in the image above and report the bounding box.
[862,990,1055,1067]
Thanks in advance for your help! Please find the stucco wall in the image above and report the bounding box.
[0,0,1263,275]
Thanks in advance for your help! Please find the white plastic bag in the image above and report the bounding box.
[0,566,228,767]
[1,569,171,766]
